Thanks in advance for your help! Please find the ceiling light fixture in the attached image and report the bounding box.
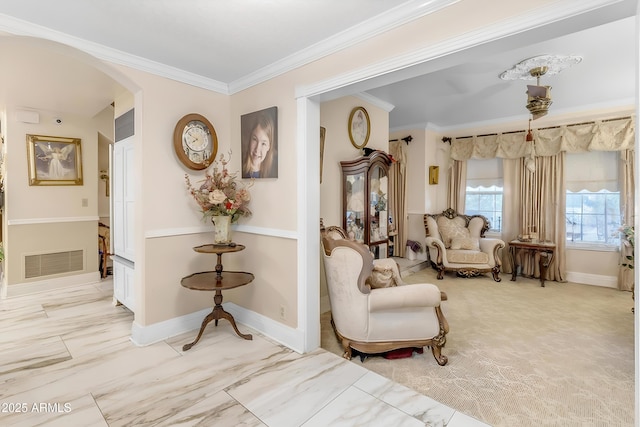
[500,54,582,120]
[526,66,552,120]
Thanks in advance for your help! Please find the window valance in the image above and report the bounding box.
[450,117,635,161]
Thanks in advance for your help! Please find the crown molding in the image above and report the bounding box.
[353,92,395,112]
[0,13,230,94]
[102,50,230,94]
[391,99,637,134]
[296,0,631,100]
[0,0,458,95]
[0,0,630,97]
[227,0,460,94]
[390,122,443,134]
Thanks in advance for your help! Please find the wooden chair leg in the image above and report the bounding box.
[431,344,448,366]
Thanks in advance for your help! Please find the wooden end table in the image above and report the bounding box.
[509,239,556,287]
[181,244,254,351]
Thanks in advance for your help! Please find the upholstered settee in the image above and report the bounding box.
[321,235,449,366]
[424,208,505,281]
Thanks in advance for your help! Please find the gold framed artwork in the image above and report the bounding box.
[348,106,370,149]
[429,165,439,185]
[27,134,83,186]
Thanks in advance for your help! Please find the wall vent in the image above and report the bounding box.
[25,250,84,279]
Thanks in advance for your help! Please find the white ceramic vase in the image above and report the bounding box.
[211,215,232,245]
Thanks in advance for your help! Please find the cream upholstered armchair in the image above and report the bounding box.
[321,235,449,366]
[424,208,505,282]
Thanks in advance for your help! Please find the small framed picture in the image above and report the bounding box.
[429,165,439,185]
[27,134,83,186]
[348,106,370,149]
[241,106,278,178]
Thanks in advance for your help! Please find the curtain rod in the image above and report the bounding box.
[389,135,413,144]
[446,116,633,141]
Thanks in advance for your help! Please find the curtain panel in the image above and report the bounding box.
[450,117,635,161]
[619,149,635,291]
[389,141,408,257]
[519,154,567,282]
[446,159,466,213]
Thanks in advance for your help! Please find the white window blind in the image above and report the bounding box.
[565,151,618,192]
[466,158,503,189]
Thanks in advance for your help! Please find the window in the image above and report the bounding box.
[565,151,620,245]
[464,158,503,232]
[465,185,503,231]
[566,190,620,244]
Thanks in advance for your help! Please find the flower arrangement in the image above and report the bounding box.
[185,152,252,223]
[619,225,634,269]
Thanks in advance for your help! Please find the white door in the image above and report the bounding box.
[112,137,135,262]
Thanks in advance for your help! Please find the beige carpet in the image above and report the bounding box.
[320,267,635,426]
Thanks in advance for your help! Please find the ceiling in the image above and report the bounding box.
[0,0,637,130]
[372,15,637,130]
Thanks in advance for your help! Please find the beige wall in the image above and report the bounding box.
[566,249,620,278]
[228,78,300,328]
[107,66,237,326]
[7,109,101,220]
[104,66,301,329]
[320,96,391,228]
[389,127,449,258]
[7,222,97,283]
[4,107,110,285]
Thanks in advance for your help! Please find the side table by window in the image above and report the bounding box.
[509,239,556,287]
[181,244,254,351]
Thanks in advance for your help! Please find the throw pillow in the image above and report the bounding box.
[437,217,469,248]
[450,237,480,251]
[368,264,398,288]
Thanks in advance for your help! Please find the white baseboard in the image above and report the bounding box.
[130,308,211,347]
[566,271,618,288]
[130,302,305,353]
[2,271,102,298]
[225,303,305,353]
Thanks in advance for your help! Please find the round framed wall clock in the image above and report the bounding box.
[173,113,218,170]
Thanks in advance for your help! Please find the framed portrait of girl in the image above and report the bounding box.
[241,106,278,179]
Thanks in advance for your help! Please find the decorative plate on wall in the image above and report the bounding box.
[173,113,218,170]
[348,106,370,149]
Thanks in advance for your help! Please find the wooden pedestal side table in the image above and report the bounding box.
[181,244,254,351]
[509,239,556,287]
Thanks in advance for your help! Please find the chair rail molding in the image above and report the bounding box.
[8,216,100,225]
[144,224,297,240]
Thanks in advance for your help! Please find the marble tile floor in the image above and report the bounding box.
[0,279,488,427]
